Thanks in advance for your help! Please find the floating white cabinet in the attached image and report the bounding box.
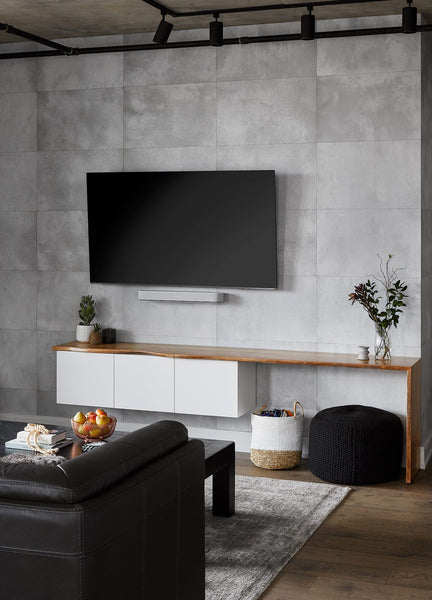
[175,359,256,417]
[56,352,256,417]
[115,355,175,412]
[56,351,114,407]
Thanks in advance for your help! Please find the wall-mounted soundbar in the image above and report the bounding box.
[138,290,225,303]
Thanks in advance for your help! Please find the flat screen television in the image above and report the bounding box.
[86,170,277,289]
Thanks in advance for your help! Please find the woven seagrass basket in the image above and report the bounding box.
[250,402,304,470]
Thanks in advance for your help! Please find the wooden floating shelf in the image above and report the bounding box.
[52,342,419,371]
[52,341,421,484]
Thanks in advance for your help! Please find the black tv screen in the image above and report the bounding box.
[87,171,277,289]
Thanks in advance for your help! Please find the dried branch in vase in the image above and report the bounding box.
[348,254,408,360]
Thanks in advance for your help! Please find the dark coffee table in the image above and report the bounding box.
[201,439,235,517]
[0,421,235,517]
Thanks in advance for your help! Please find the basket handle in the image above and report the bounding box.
[294,401,304,418]
[253,404,267,415]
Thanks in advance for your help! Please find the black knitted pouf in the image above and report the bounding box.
[308,405,403,485]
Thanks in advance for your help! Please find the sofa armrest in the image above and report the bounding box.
[0,420,188,503]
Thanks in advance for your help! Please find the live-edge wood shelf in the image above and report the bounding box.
[53,342,421,484]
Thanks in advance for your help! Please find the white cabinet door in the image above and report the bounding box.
[175,359,256,417]
[115,355,175,412]
[56,352,114,407]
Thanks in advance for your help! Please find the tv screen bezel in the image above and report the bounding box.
[86,170,278,290]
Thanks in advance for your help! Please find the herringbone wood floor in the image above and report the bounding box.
[235,454,432,600]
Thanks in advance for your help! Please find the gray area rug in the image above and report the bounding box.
[0,453,66,465]
[205,475,350,600]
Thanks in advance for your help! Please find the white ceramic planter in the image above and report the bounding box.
[76,325,93,343]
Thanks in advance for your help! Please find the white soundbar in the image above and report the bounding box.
[138,290,224,303]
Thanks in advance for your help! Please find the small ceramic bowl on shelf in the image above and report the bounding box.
[71,411,117,443]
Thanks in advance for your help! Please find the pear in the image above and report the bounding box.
[73,411,86,424]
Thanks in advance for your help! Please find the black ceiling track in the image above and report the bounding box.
[0,23,77,55]
[0,24,431,60]
[0,0,430,60]
[142,0,393,18]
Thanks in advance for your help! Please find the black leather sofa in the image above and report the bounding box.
[0,420,205,600]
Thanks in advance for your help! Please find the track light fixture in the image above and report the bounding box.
[153,10,173,44]
[301,5,315,40]
[402,0,417,33]
[210,13,223,47]
[3,0,432,61]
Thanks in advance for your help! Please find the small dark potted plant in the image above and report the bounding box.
[76,295,96,343]
[89,323,102,345]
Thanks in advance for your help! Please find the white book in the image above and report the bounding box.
[17,429,66,445]
[5,438,73,451]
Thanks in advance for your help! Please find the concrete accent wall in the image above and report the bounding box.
[0,18,427,455]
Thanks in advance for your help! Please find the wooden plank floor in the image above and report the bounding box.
[235,453,432,600]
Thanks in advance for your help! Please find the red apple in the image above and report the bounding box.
[95,408,107,416]
[82,421,93,433]
[86,412,97,423]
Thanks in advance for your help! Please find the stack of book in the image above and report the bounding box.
[5,428,73,453]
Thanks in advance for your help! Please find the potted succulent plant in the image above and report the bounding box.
[76,295,96,343]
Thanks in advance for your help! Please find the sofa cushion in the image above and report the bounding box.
[0,420,188,503]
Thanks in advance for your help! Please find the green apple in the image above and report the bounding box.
[96,414,110,427]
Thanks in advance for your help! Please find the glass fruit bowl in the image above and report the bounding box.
[71,415,117,442]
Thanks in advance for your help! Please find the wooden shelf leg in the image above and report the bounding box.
[406,362,421,484]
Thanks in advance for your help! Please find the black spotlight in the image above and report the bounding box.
[301,6,315,41]
[210,13,223,46]
[402,0,417,33]
[153,12,173,44]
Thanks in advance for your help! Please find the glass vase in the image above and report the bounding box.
[374,325,391,360]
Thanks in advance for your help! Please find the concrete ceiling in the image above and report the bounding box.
[0,0,430,44]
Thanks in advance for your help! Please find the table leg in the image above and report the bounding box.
[212,456,235,517]
[406,361,421,484]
